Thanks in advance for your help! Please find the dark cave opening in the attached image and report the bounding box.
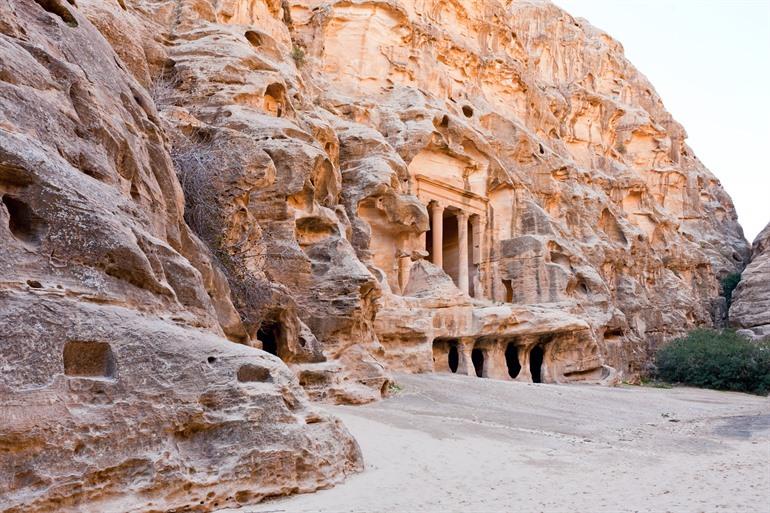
[258,323,280,358]
[471,348,484,378]
[530,345,544,383]
[2,195,46,245]
[505,343,521,379]
[448,344,459,373]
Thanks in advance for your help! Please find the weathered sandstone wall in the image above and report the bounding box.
[0,2,360,512]
[13,0,745,391]
[730,222,770,339]
[286,0,748,379]
[0,0,751,511]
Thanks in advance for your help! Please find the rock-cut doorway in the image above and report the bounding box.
[530,345,544,383]
[471,348,484,377]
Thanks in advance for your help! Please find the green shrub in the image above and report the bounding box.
[655,329,770,395]
[291,46,305,67]
[721,272,741,308]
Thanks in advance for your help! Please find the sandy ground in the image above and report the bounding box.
[236,373,770,513]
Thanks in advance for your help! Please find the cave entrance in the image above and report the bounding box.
[257,322,281,358]
[471,347,484,378]
[530,345,544,383]
[264,83,285,117]
[448,344,459,373]
[2,195,46,245]
[502,279,513,303]
[505,343,521,379]
[432,338,461,374]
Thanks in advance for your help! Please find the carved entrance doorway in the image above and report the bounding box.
[530,345,544,383]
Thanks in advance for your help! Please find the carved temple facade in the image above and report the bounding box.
[367,148,611,386]
[419,175,488,298]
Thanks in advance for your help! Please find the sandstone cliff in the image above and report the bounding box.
[0,0,750,511]
[0,2,361,512]
[287,0,749,379]
[730,222,770,339]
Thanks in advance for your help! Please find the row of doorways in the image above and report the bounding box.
[446,343,545,382]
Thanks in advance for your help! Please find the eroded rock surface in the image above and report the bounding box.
[0,2,360,512]
[0,0,752,510]
[66,0,748,388]
[730,222,770,339]
[286,0,748,381]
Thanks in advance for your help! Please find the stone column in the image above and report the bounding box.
[457,337,475,376]
[471,215,486,299]
[484,341,508,380]
[457,210,469,294]
[429,202,444,268]
[396,249,411,295]
[519,339,533,382]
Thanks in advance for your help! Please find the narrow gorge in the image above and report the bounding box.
[0,1,763,512]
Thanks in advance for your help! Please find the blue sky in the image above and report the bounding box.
[554,0,770,241]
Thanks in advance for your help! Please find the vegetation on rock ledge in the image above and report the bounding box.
[291,45,306,67]
[720,272,742,309]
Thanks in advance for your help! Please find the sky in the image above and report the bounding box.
[553,0,770,242]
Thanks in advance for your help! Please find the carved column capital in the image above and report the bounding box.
[429,200,445,213]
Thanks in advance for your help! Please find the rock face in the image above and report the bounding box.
[730,222,770,339]
[286,0,748,381]
[0,0,750,510]
[0,2,360,512]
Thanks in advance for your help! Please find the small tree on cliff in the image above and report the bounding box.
[720,272,742,309]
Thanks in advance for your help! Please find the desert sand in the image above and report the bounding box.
[237,374,770,513]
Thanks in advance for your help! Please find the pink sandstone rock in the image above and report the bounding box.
[0,0,755,511]
[730,222,770,339]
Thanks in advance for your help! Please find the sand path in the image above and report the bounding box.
[238,373,770,513]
